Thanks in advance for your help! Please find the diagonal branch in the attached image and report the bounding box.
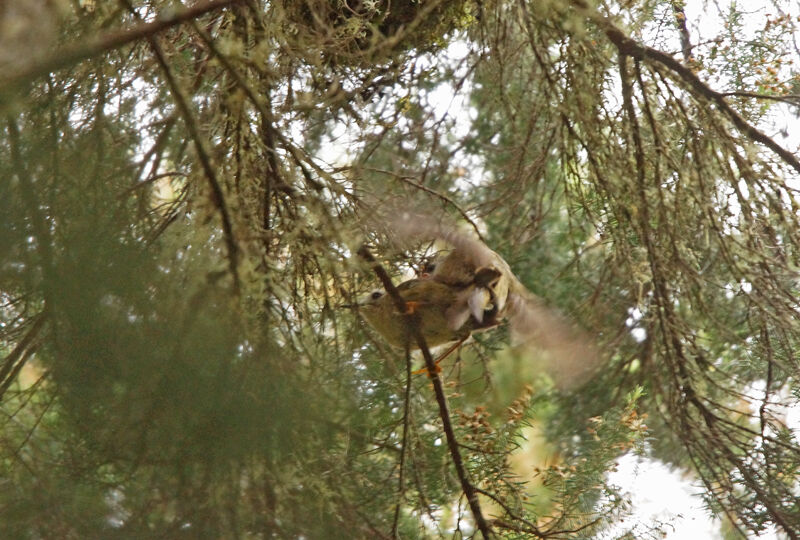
[0,0,242,102]
[0,315,46,402]
[670,1,694,64]
[357,246,492,539]
[188,20,297,230]
[391,341,413,538]
[189,21,336,197]
[718,91,800,106]
[571,1,800,175]
[119,0,241,292]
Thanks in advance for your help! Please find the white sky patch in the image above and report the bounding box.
[630,327,647,342]
[604,455,784,539]
[787,403,800,439]
[315,119,356,167]
[422,39,474,141]
[626,307,647,342]
[768,101,800,153]
[602,455,723,539]
[743,379,800,442]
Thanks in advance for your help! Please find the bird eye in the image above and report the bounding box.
[422,262,436,274]
[370,291,383,300]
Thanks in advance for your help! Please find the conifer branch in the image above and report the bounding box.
[0,0,241,102]
[391,342,413,538]
[357,246,493,539]
[0,315,46,402]
[573,1,800,175]
[119,0,241,292]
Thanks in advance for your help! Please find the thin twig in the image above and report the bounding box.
[759,326,774,440]
[385,170,485,243]
[357,246,492,539]
[718,91,800,105]
[473,486,544,538]
[670,1,694,64]
[6,118,56,296]
[188,23,328,194]
[119,171,188,197]
[0,315,46,402]
[392,342,413,538]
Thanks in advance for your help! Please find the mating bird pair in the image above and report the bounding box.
[357,217,599,387]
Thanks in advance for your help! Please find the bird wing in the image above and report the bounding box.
[506,292,600,389]
[387,212,602,388]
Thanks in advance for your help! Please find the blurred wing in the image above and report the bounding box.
[388,212,602,388]
[391,213,513,308]
[391,213,496,267]
[506,292,601,390]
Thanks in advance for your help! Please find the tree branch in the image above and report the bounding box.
[0,315,46,402]
[119,0,241,292]
[0,0,242,103]
[357,246,492,539]
[572,1,800,175]
[718,91,800,106]
[391,342,413,538]
[188,22,332,195]
[670,1,694,64]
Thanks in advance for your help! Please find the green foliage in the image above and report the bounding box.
[2,0,800,537]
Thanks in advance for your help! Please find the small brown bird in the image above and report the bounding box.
[358,278,477,349]
[360,213,601,387]
[422,238,510,331]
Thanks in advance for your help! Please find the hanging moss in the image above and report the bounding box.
[279,0,479,66]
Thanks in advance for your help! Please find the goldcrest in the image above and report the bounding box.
[365,213,602,387]
[359,278,476,348]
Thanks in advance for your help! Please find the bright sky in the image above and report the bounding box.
[603,454,723,538]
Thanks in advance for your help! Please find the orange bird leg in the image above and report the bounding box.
[412,336,468,377]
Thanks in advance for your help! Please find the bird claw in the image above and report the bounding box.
[412,336,468,377]
[411,362,443,377]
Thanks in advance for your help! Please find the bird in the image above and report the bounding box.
[359,214,601,387]
[421,237,510,331]
[358,278,477,349]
